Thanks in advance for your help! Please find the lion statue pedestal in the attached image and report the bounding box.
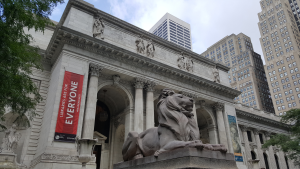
[114,89,238,169]
[114,147,238,169]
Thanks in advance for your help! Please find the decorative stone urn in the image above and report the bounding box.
[76,138,98,169]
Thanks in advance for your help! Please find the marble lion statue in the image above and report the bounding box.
[122,89,227,161]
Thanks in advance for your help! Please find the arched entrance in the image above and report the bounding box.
[196,107,217,144]
[94,82,133,169]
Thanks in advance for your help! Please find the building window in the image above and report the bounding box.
[247,131,252,142]
[259,133,264,144]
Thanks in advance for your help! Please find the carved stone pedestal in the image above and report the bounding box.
[76,138,97,169]
[114,148,238,169]
[0,153,22,169]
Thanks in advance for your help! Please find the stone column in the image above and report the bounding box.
[278,151,288,169]
[145,81,156,129]
[264,131,277,169]
[240,125,252,164]
[213,102,228,148]
[253,129,266,169]
[207,125,218,144]
[133,78,145,133]
[191,97,198,126]
[82,63,103,139]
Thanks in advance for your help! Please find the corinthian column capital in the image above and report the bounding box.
[212,102,224,111]
[253,128,261,135]
[239,125,249,132]
[89,63,103,77]
[133,78,146,89]
[145,80,156,92]
[264,131,272,138]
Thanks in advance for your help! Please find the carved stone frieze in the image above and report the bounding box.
[133,78,146,89]
[179,91,197,99]
[47,29,241,100]
[93,17,105,39]
[29,153,82,169]
[145,80,156,92]
[146,39,155,58]
[135,35,145,54]
[177,52,194,72]
[212,102,224,112]
[235,109,290,131]
[89,63,103,77]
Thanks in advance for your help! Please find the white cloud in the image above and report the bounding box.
[108,0,265,63]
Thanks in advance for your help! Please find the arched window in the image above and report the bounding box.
[251,151,256,160]
[285,156,289,169]
[275,154,280,169]
[263,153,270,169]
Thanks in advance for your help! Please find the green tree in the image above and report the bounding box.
[262,108,300,166]
[0,0,63,127]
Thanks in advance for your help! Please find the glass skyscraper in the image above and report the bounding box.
[149,13,192,50]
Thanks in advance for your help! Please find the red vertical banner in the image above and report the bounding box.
[54,71,84,142]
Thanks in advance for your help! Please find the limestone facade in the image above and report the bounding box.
[0,0,298,169]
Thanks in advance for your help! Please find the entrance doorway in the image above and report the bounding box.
[94,100,110,169]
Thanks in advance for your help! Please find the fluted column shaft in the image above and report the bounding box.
[213,103,228,148]
[240,126,252,163]
[145,81,155,129]
[82,63,103,139]
[278,151,288,169]
[265,132,277,169]
[192,101,198,126]
[253,129,266,168]
[133,78,145,133]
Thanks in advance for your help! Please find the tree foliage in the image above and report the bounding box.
[262,109,300,166]
[0,0,63,127]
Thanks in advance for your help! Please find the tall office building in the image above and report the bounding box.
[258,0,300,115]
[201,33,275,113]
[149,13,192,50]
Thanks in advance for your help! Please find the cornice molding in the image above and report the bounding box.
[46,27,241,99]
[54,0,229,72]
[236,109,290,131]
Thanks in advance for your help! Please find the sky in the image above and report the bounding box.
[50,0,265,63]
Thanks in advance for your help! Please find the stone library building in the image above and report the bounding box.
[0,0,298,169]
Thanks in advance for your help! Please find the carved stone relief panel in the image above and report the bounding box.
[93,16,105,40]
[212,66,220,83]
[135,35,146,54]
[177,52,194,72]
[146,39,155,58]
